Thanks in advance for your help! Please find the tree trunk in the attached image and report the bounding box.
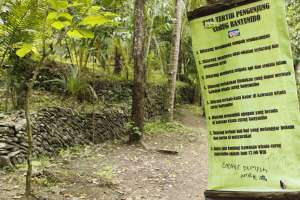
[177,39,183,78]
[4,70,9,112]
[166,0,183,122]
[144,0,156,83]
[114,45,122,75]
[130,0,146,143]
[4,90,9,112]
[24,83,33,198]
[16,83,27,109]
[144,16,154,84]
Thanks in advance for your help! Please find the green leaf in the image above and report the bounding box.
[58,12,73,21]
[16,44,34,58]
[79,0,92,5]
[46,12,58,22]
[102,12,118,18]
[88,6,100,15]
[67,30,84,38]
[67,2,83,7]
[51,21,71,30]
[48,0,68,10]
[79,15,111,26]
[79,30,94,39]
[66,29,94,39]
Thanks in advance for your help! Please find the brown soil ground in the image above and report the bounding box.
[0,108,208,200]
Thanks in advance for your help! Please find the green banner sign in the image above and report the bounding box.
[189,0,300,191]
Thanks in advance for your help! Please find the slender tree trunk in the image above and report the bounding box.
[92,57,96,143]
[130,0,146,143]
[144,0,156,60]
[24,64,43,198]
[177,39,183,78]
[144,19,154,84]
[114,45,122,75]
[144,0,158,84]
[4,90,9,112]
[16,83,27,109]
[154,37,165,74]
[166,0,183,122]
[145,19,154,60]
[11,87,17,109]
[4,70,9,112]
[24,83,33,198]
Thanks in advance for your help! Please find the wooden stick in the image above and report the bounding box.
[205,190,300,200]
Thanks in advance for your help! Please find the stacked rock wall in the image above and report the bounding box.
[0,107,128,168]
[0,80,195,168]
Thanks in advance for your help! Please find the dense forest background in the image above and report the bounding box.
[0,0,299,116]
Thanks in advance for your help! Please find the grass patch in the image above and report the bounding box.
[30,91,107,113]
[178,104,204,115]
[14,156,51,172]
[0,90,111,113]
[145,120,196,135]
[95,165,113,182]
[58,145,86,158]
[32,176,57,187]
[32,156,51,168]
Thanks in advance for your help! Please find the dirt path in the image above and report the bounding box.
[0,108,208,200]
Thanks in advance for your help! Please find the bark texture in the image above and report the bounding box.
[130,0,146,143]
[166,0,183,121]
[114,46,122,75]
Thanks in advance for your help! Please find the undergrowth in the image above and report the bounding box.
[144,120,197,135]
[178,104,204,115]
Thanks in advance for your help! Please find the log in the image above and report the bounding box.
[205,190,300,200]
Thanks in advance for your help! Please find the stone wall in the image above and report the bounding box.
[0,78,195,168]
[0,107,128,168]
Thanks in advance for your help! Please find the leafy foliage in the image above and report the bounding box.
[47,65,97,101]
[287,0,300,58]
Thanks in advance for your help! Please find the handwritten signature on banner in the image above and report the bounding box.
[221,162,268,182]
